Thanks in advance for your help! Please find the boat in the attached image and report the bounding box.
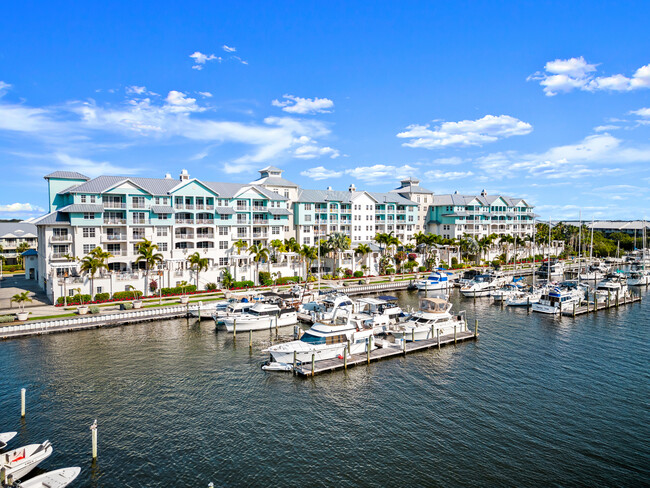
[460,271,507,298]
[211,299,257,324]
[0,431,17,450]
[386,296,466,341]
[505,285,545,307]
[627,268,650,286]
[298,292,355,322]
[352,296,408,333]
[414,271,452,291]
[263,313,376,365]
[261,362,293,372]
[592,273,628,300]
[579,261,609,281]
[221,301,298,332]
[455,269,481,288]
[491,280,525,303]
[0,441,53,480]
[536,259,565,278]
[531,286,583,314]
[9,467,81,488]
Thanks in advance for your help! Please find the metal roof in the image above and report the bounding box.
[22,249,38,256]
[33,211,71,225]
[297,189,416,206]
[249,175,299,188]
[150,205,175,214]
[267,207,292,216]
[0,222,38,238]
[57,204,104,213]
[214,207,235,215]
[44,171,90,180]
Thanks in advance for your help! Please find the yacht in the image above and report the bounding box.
[460,272,507,297]
[456,269,481,288]
[299,293,355,322]
[627,268,650,286]
[353,296,408,333]
[579,261,609,281]
[12,467,81,488]
[386,296,466,341]
[491,281,525,303]
[0,431,16,450]
[0,441,53,480]
[221,302,297,332]
[592,273,628,300]
[532,286,583,314]
[505,285,546,307]
[212,300,256,325]
[263,314,376,365]
[536,259,565,278]
[414,271,452,291]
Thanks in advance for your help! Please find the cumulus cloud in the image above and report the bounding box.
[189,51,221,70]
[198,91,213,98]
[344,164,418,184]
[423,170,474,180]
[300,166,343,180]
[126,85,147,95]
[272,95,334,114]
[223,45,236,52]
[529,57,650,96]
[54,153,143,178]
[0,203,44,213]
[630,107,650,117]
[397,115,532,149]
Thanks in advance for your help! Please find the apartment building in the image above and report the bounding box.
[390,177,433,233]
[0,222,38,265]
[36,170,294,302]
[427,190,535,239]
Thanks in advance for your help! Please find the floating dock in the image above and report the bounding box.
[293,328,478,377]
[561,293,642,316]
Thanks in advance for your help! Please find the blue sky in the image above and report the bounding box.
[1,1,649,220]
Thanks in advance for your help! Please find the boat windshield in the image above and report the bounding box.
[300,333,326,344]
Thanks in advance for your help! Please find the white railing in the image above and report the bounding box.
[175,219,194,224]
[101,234,127,241]
[104,219,127,225]
[196,219,214,224]
[50,253,70,260]
[50,235,71,242]
[103,202,126,209]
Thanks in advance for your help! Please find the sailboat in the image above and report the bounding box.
[628,220,650,286]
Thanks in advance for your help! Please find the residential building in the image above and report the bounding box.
[390,177,433,232]
[0,222,38,266]
[427,190,535,239]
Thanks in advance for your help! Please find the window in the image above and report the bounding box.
[83,213,95,220]
[220,214,229,221]
[133,228,146,240]
[219,257,229,266]
[159,214,169,220]
[82,227,96,238]
[305,215,312,222]
[157,227,168,237]
[133,212,146,224]
[284,190,289,197]
[157,242,168,252]
[83,244,96,254]
[272,226,280,235]
[285,226,289,232]
[81,195,87,203]
[303,226,311,233]
[305,203,312,210]
[218,227,229,236]
[219,241,228,250]
[273,215,281,221]
[132,197,145,209]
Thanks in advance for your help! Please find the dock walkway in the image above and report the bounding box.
[561,293,642,316]
[294,329,477,377]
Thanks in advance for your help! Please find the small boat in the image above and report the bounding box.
[0,431,17,450]
[536,259,565,278]
[491,281,525,303]
[455,269,481,288]
[627,269,650,286]
[414,271,452,291]
[532,286,583,314]
[221,302,297,332]
[386,296,466,341]
[0,441,53,480]
[261,361,293,372]
[353,296,408,333]
[592,273,628,301]
[298,293,355,322]
[460,271,507,298]
[9,467,81,488]
[505,286,545,307]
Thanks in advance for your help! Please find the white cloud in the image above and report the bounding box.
[0,81,11,96]
[630,107,650,118]
[126,85,147,95]
[397,115,532,149]
[189,51,221,70]
[0,202,44,213]
[530,57,650,96]
[423,170,474,180]
[593,125,621,132]
[223,45,236,53]
[53,153,143,178]
[432,156,465,165]
[344,164,418,184]
[164,91,204,113]
[294,145,340,159]
[300,166,343,180]
[198,91,213,98]
[272,95,334,114]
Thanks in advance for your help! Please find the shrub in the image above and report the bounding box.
[277,276,301,285]
[160,285,197,295]
[407,253,417,261]
[451,257,459,267]
[418,266,427,272]
[385,268,395,275]
[259,271,271,285]
[94,293,110,302]
[307,275,317,282]
[0,315,14,323]
[344,268,353,277]
[231,280,254,289]
[353,270,363,278]
[149,279,158,292]
[112,290,143,300]
[322,274,332,280]
[121,302,133,310]
[205,282,218,291]
[89,306,100,314]
[4,265,22,272]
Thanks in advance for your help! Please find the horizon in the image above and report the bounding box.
[1,1,649,221]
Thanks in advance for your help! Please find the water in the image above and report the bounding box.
[1,288,649,487]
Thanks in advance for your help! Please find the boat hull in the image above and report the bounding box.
[223,312,298,332]
[390,319,465,341]
[267,340,372,364]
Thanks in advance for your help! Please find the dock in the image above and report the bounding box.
[293,328,478,376]
[561,293,642,316]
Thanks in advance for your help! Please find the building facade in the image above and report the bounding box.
[0,222,38,266]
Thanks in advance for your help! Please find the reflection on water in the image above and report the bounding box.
[0,287,648,487]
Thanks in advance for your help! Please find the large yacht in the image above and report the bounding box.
[414,271,452,291]
[353,296,408,333]
[536,259,565,278]
[460,271,507,297]
[386,296,466,341]
[221,302,297,332]
[263,314,376,365]
[298,292,355,322]
[532,285,584,314]
[592,273,628,300]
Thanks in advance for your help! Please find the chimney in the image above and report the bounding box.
[326,186,333,191]
[481,189,487,196]
[165,173,172,179]
[349,184,356,192]
[180,169,189,181]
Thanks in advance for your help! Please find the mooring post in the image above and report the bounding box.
[311,353,315,377]
[249,329,252,349]
[293,351,297,374]
[474,289,476,302]
[344,344,348,370]
[454,325,457,344]
[198,301,202,321]
[437,328,441,349]
[474,319,478,338]
[233,318,236,339]
[607,292,610,309]
[527,296,530,314]
[403,335,407,355]
[572,302,576,318]
[616,289,619,308]
[366,338,370,364]
[20,388,25,418]
[275,316,278,337]
[90,419,98,460]
[411,328,415,343]
[0,467,5,485]
[431,323,434,340]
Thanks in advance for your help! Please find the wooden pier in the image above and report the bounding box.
[293,328,478,377]
[561,292,642,317]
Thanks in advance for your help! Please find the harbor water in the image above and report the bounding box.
[0,287,648,487]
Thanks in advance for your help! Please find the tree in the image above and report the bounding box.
[79,248,111,301]
[269,239,285,262]
[327,232,351,277]
[11,291,32,312]
[393,251,407,273]
[16,242,30,267]
[299,245,318,279]
[135,239,163,296]
[355,243,372,273]
[221,269,234,289]
[248,244,269,285]
[187,251,209,289]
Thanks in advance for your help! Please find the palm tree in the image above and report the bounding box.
[11,291,32,313]
[187,251,209,290]
[248,244,269,285]
[327,232,351,277]
[16,242,30,268]
[299,245,318,280]
[135,239,163,295]
[269,239,285,262]
[79,249,111,301]
[499,234,515,265]
[221,269,234,290]
[355,243,372,273]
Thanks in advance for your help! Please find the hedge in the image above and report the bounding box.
[259,271,271,284]
[418,266,427,272]
[3,265,23,272]
[231,280,254,289]
[113,290,143,300]
[89,306,100,314]
[0,315,14,323]
[276,276,301,285]
[160,285,197,295]
[353,271,363,278]
[94,292,110,302]
[56,294,91,305]
[205,283,218,291]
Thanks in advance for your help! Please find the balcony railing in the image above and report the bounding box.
[236,219,249,225]
[252,219,268,225]
[50,235,71,242]
[232,234,249,240]
[50,253,70,260]
[196,233,214,239]
[107,250,128,256]
[131,203,149,209]
[175,219,194,224]
[103,202,126,209]
[175,234,195,240]
[252,205,267,212]
[116,273,140,281]
[252,232,268,238]
[132,219,150,225]
[101,234,127,242]
[103,219,127,225]
[236,206,249,212]
[196,219,214,224]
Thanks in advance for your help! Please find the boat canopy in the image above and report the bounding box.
[419,297,448,312]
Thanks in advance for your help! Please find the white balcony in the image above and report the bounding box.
[175,219,194,224]
[101,234,127,242]
[196,219,214,224]
[175,233,195,240]
[103,202,126,209]
[50,253,70,260]
[50,235,71,243]
[103,219,127,225]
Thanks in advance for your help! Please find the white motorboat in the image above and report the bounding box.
[627,269,650,286]
[460,272,507,298]
[189,300,228,319]
[11,467,81,488]
[455,269,481,288]
[592,273,628,301]
[532,286,583,314]
[386,296,466,341]
[263,314,376,365]
[579,261,609,281]
[353,296,408,333]
[536,259,565,278]
[0,441,53,480]
[491,281,525,303]
[0,431,17,449]
[505,286,545,307]
[221,302,297,332]
[414,271,452,291]
[212,300,256,324]
[298,293,355,322]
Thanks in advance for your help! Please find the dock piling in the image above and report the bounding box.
[293,351,297,374]
[616,290,619,308]
[90,419,98,460]
[20,388,25,418]
[454,325,457,345]
[437,328,440,349]
[572,302,576,318]
[403,336,407,355]
[344,345,348,370]
[311,353,315,377]
[198,301,202,321]
[474,319,478,338]
[249,329,252,349]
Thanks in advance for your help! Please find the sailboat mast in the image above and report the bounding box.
[548,216,551,283]
[532,218,536,287]
[589,218,594,264]
[317,237,321,291]
[578,211,582,284]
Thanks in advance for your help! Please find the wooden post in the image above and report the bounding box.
[198,301,202,321]
[293,351,297,374]
[275,316,278,336]
[454,325,457,344]
[403,335,407,355]
[607,292,610,309]
[474,289,476,302]
[437,328,440,349]
[474,319,478,338]
[1,467,5,485]
[311,353,315,377]
[233,318,236,339]
[616,289,619,308]
[411,328,415,343]
[366,338,370,364]
[572,302,576,318]
[344,345,348,370]
[249,329,252,349]
[20,388,25,418]
[90,419,98,460]
[431,323,434,340]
